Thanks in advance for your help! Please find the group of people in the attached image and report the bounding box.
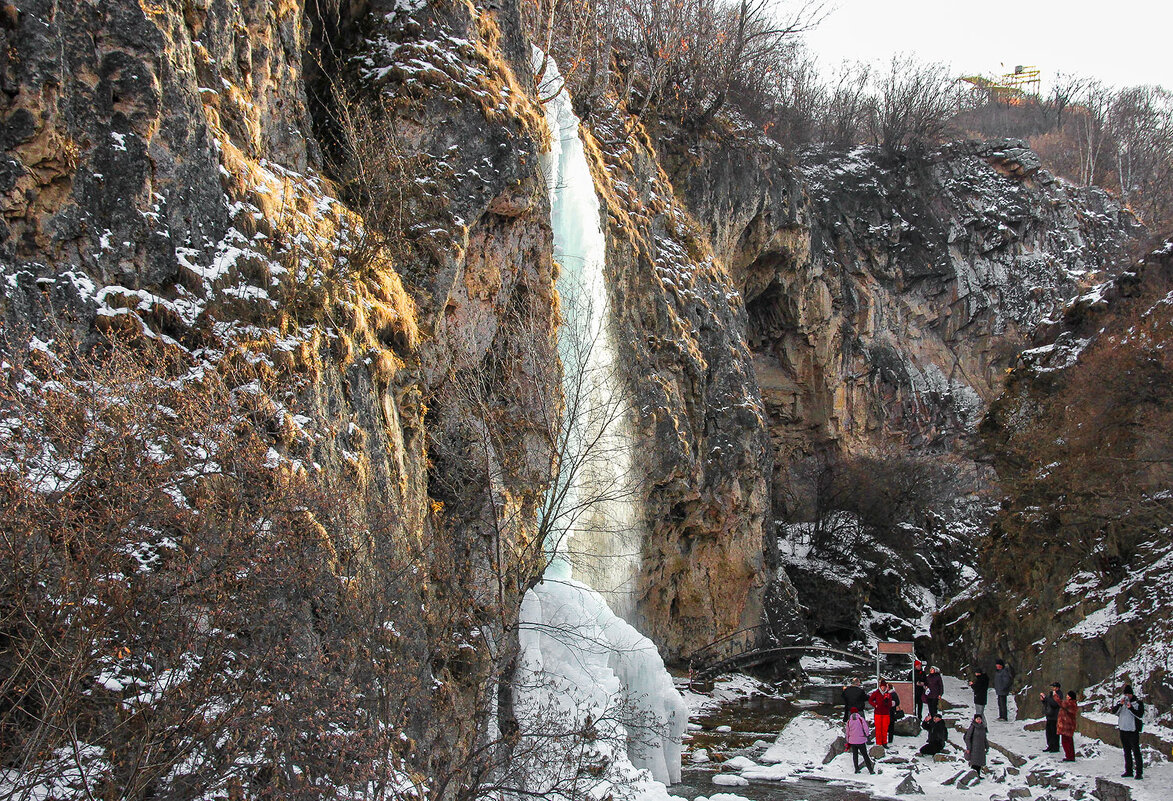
[841,677,904,774]
[840,669,992,777]
[1037,681,1148,779]
[841,660,1151,782]
[1039,681,1081,760]
[931,659,1016,721]
[908,661,995,777]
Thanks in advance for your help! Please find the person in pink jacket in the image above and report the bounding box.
[846,707,875,774]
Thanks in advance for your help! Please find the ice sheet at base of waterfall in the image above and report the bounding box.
[518,578,687,794]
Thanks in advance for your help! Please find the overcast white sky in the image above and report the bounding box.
[802,0,1173,92]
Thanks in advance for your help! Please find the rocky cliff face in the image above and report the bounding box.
[4,0,1158,791]
[671,133,1138,481]
[2,0,807,791]
[1,0,557,789]
[662,127,1141,648]
[577,107,800,660]
[934,244,1173,719]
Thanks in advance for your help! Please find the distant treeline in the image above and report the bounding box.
[527,0,1173,235]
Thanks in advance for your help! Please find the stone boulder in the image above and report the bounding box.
[1093,778,1132,801]
[955,768,980,788]
[893,715,922,737]
[977,139,1043,180]
[894,772,924,795]
[943,769,966,785]
[824,735,847,764]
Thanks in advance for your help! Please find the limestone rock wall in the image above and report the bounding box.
[11,0,1153,779]
[1,0,796,762]
[1,0,555,786]
[582,108,799,660]
[666,132,1140,513]
[933,247,1173,717]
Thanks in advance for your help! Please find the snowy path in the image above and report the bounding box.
[929,675,1170,800]
[683,674,1169,801]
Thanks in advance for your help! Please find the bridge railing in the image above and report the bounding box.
[686,628,875,682]
[686,625,798,673]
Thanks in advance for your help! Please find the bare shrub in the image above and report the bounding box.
[540,0,825,123]
[0,332,423,800]
[788,450,961,559]
[818,61,874,148]
[868,55,956,156]
[322,83,448,288]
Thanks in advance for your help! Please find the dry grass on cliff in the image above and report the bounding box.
[470,8,549,149]
[214,135,420,393]
[190,52,421,392]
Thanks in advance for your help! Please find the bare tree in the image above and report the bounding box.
[697,0,828,122]
[786,449,961,559]
[606,0,825,121]
[1108,85,1173,228]
[1048,72,1087,130]
[819,61,873,148]
[526,0,618,112]
[1075,80,1113,187]
[869,55,954,156]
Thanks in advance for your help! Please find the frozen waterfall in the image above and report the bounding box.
[512,52,687,795]
[536,54,641,618]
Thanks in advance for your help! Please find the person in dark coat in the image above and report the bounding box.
[993,659,1015,721]
[1111,684,1145,779]
[925,667,945,717]
[842,677,868,721]
[1058,690,1079,762]
[969,668,991,716]
[889,688,906,735]
[914,660,927,719]
[964,713,989,777]
[919,712,948,756]
[1039,682,1062,752]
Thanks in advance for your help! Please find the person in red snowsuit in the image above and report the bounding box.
[868,679,895,747]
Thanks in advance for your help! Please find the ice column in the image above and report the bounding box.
[536,53,641,619]
[513,52,686,790]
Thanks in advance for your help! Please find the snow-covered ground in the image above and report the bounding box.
[800,654,859,672]
[679,674,780,718]
[684,673,1169,801]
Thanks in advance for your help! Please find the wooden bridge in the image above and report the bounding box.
[686,625,874,682]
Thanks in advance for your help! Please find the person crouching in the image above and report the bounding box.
[919,712,948,756]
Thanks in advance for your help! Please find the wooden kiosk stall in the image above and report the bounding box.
[876,641,917,716]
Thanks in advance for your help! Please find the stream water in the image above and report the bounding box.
[670,679,887,801]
